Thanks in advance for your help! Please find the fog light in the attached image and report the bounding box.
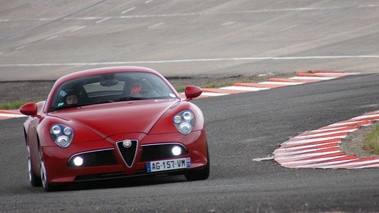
[73,156,84,166]
[172,146,182,156]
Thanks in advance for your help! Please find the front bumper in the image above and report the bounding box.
[42,130,207,184]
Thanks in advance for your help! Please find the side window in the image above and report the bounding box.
[51,87,81,109]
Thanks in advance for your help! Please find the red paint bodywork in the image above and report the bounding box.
[20,66,208,188]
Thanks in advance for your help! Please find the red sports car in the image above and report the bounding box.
[20,66,209,191]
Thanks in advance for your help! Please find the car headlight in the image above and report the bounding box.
[50,124,74,148]
[173,110,195,135]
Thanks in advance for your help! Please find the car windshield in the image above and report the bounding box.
[50,72,177,111]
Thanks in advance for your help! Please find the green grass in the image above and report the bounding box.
[0,101,30,110]
[175,86,186,93]
[364,124,379,154]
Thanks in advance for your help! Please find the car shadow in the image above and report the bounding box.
[66,174,187,192]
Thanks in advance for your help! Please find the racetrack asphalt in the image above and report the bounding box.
[3,70,377,170]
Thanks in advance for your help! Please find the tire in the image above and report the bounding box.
[185,147,210,181]
[39,148,67,192]
[39,148,51,191]
[27,145,42,187]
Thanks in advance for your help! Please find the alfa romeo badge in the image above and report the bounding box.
[122,139,132,148]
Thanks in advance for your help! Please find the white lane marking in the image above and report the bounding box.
[70,26,87,32]
[96,17,110,24]
[221,22,235,26]
[148,22,164,29]
[45,35,58,40]
[121,7,136,14]
[1,55,379,67]
[22,26,80,45]
[7,5,377,22]
[16,46,25,50]
[252,156,274,161]
[145,0,154,3]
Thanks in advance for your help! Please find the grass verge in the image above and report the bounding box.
[364,123,379,154]
[0,101,31,110]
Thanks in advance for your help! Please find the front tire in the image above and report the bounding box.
[185,148,210,181]
[39,148,67,192]
[39,148,51,191]
[27,145,41,187]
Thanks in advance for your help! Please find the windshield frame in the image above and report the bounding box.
[49,71,178,112]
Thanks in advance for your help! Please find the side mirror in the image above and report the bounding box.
[20,102,38,116]
[184,86,202,100]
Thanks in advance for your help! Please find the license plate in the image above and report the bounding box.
[146,158,191,173]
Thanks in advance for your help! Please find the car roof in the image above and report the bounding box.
[54,66,161,85]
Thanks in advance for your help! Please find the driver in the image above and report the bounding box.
[65,94,78,105]
[65,90,79,105]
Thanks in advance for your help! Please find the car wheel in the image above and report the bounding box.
[39,148,67,192]
[39,149,51,191]
[27,145,42,187]
[185,148,210,181]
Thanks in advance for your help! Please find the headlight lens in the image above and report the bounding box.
[173,110,195,135]
[50,124,74,148]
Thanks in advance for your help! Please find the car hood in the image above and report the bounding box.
[49,100,178,138]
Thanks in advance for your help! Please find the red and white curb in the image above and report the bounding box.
[273,111,379,169]
[181,70,359,98]
[0,70,359,120]
[0,110,25,120]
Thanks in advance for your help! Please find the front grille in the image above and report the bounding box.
[141,143,188,162]
[116,139,138,167]
[67,149,117,167]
